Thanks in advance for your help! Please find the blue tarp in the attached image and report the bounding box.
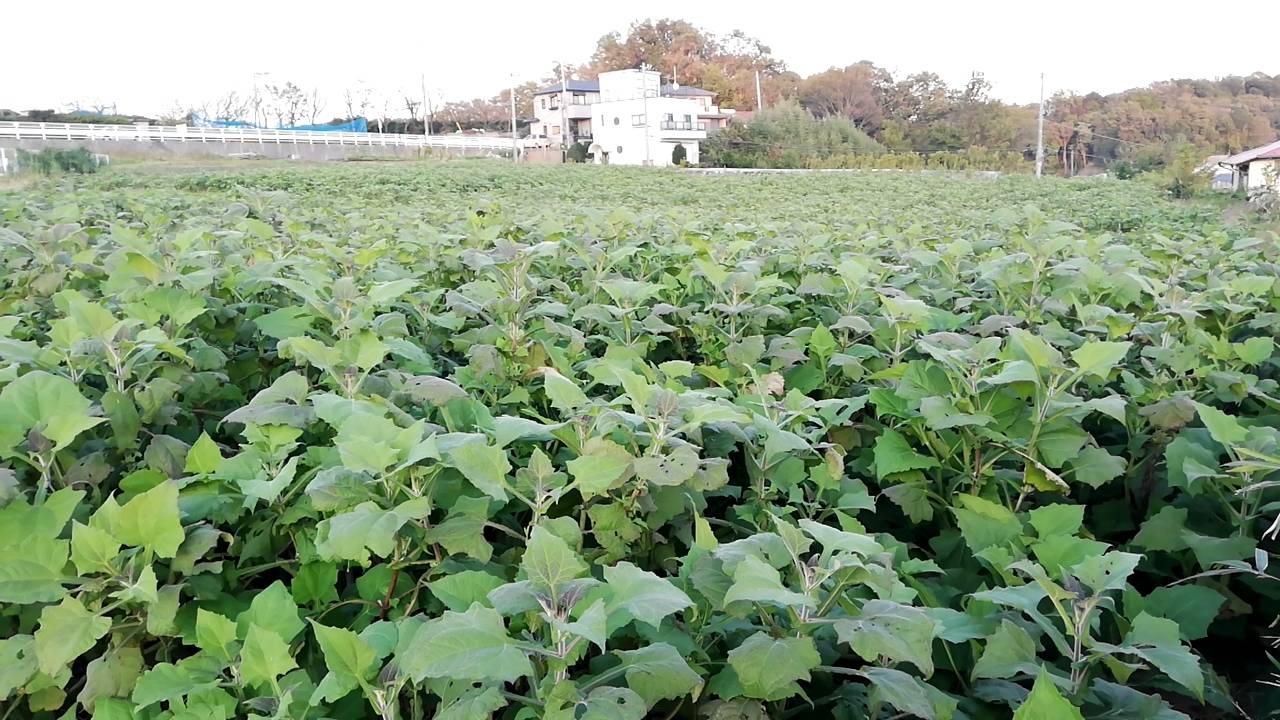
[203,117,368,132]
[282,118,368,132]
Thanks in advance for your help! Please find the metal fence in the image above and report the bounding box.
[0,121,518,151]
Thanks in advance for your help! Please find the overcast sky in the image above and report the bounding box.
[8,1,1278,118]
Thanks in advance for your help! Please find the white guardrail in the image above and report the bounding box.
[0,121,520,151]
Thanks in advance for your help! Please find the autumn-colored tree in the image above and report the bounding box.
[583,18,785,110]
[799,62,889,132]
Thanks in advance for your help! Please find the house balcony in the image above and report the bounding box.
[658,121,707,140]
[547,104,594,120]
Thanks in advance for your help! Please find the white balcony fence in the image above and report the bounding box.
[0,121,520,152]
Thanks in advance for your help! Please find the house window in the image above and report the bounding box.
[663,113,673,122]
[631,114,646,126]
[572,92,585,104]
[540,97,546,109]
[683,114,692,124]
[551,125,560,136]
[613,117,620,125]
[616,146,623,154]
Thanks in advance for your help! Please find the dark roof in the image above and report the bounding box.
[533,79,599,95]
[662,84,716,97]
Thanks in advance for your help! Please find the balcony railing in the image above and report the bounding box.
[659,121,708,131]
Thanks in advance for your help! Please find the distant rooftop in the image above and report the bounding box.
[533,79,600,95]
[662,84,716,98]
[1224,139,1280,165]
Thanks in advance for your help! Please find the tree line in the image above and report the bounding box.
[449,18,1280,173]
[10,17,1277,172]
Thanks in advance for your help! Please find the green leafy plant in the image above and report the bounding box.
[0,162,1276,719]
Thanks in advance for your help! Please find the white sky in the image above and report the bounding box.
[7,0,1278,117]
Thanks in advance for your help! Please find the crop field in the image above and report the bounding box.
[1,162,1278,720]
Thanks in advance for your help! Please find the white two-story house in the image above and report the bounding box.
[528,69,734,166]
[528,79,600,148]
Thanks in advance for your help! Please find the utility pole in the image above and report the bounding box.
[559,62,569,159]
[1035,72,1045,178]
[640,62,652,166]
[755,70,763,111]
[510,78,519,163]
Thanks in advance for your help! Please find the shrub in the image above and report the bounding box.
[16,146,99,175]
[566,141,589,163]
[671,143,687,166]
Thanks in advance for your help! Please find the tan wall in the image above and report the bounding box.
[522,147,563,164]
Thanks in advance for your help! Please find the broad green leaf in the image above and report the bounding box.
[1234,336,1274,364]
[578,687,647,720]
[311,621,377,700]
[798,519,883,556]
[1138,586,1224,641]
[400,604,532,683]
[0,370,105,455]
[195,609,239,663]
[34,596,112,676]
[1194,403,1247,447]
[568,443,632,498]
[1033,535,1109,578]
[436,686,508,720]
[1070,551,1141,594]
[835,599,937,675]
[254,306,314,340]
[953,495,1021,553]
[616,642,704,706]
[726,632,819,701]
[183,432,223,474]
[861,666,957,720]
[368,278,417,305]
[1013,667,1083,720]
[428,571,505,612]
[71,522,121,575]
[0,540,70,603]
[808,324,838,360]
[239,624,297,690]
[1124,613,1204,700]
[873,429,939,479]
[1035,423,1091,468]
[77,645,143,711]
[972,620,1039,679]
[602,561,693,629]
[236,580,304,642]
[114,481,185,558]
[1069,447,1126,488]
[522,525,587,600]
[1132,506,1189,552]
[543,369,589,413]
[425,494,493,563]
[1028,504,1085,538]
[316,501,413,564]
[1071,341,1131,379]
[146,585,181,636]
[444,441,510,502]
[0,635,37,699]
[723,555,813,609]
[131,663,198,708]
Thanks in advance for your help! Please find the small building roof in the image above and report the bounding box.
[1223,139,1280,166]
[662,84,716,97]
[533,79,599,95]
